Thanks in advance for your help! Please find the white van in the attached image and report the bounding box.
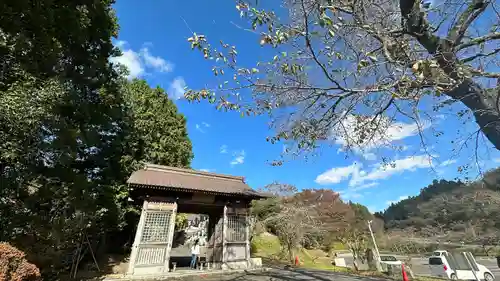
[428,253,495,281]
[432,250,449,257]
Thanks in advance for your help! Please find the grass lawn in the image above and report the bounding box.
[251,233,446,281]
[251,233,350,272]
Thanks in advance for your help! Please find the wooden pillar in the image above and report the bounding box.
[245,213,250,265]
[207,214,216,263]
[163,202,177,273]
[127,200,148,275]
[222,204,228,266]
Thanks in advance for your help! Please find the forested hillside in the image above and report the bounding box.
[380,168,500,244]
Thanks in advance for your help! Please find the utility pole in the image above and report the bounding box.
[368,220,382,272]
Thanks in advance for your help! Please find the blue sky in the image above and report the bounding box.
[112,0,500,212]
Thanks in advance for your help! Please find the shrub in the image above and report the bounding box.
[0,243,41,281]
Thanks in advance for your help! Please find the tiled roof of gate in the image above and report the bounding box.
[127,164,266,198]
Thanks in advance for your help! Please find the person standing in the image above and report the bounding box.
[190,239,200,269]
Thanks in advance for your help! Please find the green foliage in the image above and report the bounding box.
[0,0,119,89]
[120,79,193,173]
[0,0,195,278]
[251,197,282,221]
[251,233,281,257]
[349,202,372,221]
[0,69,126,277]
[252,232,351,272]
[383,168,500,243]
[0,74,193,278]
[175,213,189,230]
[330,242,347,251]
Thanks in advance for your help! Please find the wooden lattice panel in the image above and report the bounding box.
[226,215,246,242]
[135,247,166,265]
[141,211,172,243]
[127,200,177,275]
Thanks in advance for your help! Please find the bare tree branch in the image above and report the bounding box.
[448,0,490,46]
[461,48,500,63]
[457,32,500,50]
[185,0,500,159]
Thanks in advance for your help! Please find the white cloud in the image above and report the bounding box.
[354,182,379,190]
[199,168,214,172]
[316,155,434,187]
[351,155,433,187]
[400,145,410,151]
[220,145,228,154]
[367,206,377,214]
[110,41,174,79]
[140,47,174,73]
[195,122,210,133]
[362,152,377,161]
[315,163,360,185]
[230,150,245,166]
[110,49,144,79]
[168,77,187,100]
[282,145,289,154]
[420,145,435,152]
[440,159,457,167]
[339,183,378,200]
[115,40,127,48]
[340,191,363,199]
[494,158,500,163]
[386,195,409,206]
[332,115,430,156]
[353,155,433,187]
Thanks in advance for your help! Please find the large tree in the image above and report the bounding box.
[1,0,194,277]
[1,1,125,276]
[251,184,381,263]
[121,79,194,174]
[185,0,500,159]
[109,79,195,251]
[252,184,320,263]
[0,0,119,89]
[0,71,126,278]
[0,76,195,277]
[1,3,123,275]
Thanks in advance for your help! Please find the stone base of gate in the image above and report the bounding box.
[103,266,267,281]
[214,258,262,270]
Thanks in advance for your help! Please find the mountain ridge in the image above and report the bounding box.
[379,168,500,244]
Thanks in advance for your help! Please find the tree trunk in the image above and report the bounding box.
[446,80,500,150]
[288,243,295,265]
[399,0,500,150]
[433,47,500,150]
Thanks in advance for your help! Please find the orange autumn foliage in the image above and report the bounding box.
[0,243,41,281]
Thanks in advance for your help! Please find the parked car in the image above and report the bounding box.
[380,255,403,265]
[428,253,495,281]
[432,250,449,257]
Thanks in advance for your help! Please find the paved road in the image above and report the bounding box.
[176,268,389,281]
[339,254,500,280]
[406,238,483,248]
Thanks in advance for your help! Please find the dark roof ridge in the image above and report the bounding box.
[143,164,246,183]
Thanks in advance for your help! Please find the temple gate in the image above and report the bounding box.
[125,164,265,276]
